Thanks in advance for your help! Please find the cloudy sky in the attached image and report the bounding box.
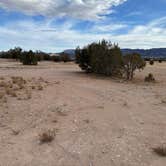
[0,0,166,52]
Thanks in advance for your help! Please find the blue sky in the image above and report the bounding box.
[0,0,166,52]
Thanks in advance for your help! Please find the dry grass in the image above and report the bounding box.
[0,81,6,87]
[39,129,56,144]
[25,89,32,99]
[161,99,166,104]
[0,76,5,80]
[5,86,17,96]
[145,73,155,82]
[55,107,67,116]
[37,84,43,91]
[0,76,48,104]
[153,144,166,157]
[0,91,5,99]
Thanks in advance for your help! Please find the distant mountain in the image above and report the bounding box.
[121,48,166,59]
[59,48,166,60]
[63,49,76,60]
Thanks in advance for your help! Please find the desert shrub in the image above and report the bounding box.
[60,53,71,62]
[39,129,56,143]
[75,40,123,76]
[11,76,26,89]
[76,40,146,80]
[43,54,51,61]
[149,59,154,65]
[0,81,6,87]
[37,84,43,90]
[5,87,17,97]
[51,55,61,62]
[144,73,155,82]
[0,91,5,99]
[158,59,162,63]
[20,50,38,65]
[153,144,166,156]
[123,53,146,80]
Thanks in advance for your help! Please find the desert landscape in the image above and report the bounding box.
[0,59,165,166]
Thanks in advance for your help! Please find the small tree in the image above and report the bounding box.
[75,40,123,75]
[21,50,38,65]
[149,59,154,65]
[123,53,146,80]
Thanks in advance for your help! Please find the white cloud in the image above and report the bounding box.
[0,17,166,52]
[0,0,127,20]
[93,24,127,32]
[115,17,166,48]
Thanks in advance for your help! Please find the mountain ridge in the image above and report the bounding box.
[61,48,166,59]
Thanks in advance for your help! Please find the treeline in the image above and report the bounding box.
[0,47,73,64]
[75,40,146,80]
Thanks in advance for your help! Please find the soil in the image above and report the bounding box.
[0,59,166,166]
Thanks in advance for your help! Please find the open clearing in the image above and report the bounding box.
[0,59,166,166]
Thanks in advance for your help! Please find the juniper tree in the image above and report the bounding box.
[123,53,146,80]
[21,50,38,65]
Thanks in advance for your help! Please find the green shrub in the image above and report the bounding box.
[75,40,123,76]
[159,59,162,63]
[20,50,38,65]
[149,59,154,65]
[76,40,146,80]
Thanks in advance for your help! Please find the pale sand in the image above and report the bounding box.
[0,59,166,166]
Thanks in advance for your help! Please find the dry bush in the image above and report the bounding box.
[31,85,36,90]
[0,81,6,87]
[5,87,17,97]
[39,77,44,82]
[25,89,32,99]
[11,76,26,87]
[0,91,5,99]
[37,84,43,91]
[55,107,67,116]
[12,84,20,91]
[149,60,154,65]
[39,129,56,144]
[0,76,48,105]
[84,119,90,124]
[2,96,7,103]
[0,77,5,80]
[11,129,20,135]
[0,91,7,103]
[153,144,166,157]
[161,99,166,104]
[145,73,155,82]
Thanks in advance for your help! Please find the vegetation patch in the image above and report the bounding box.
[144,73,155,82]
[0,76,48,104]
[75,40,146,80]
[39,129,56,144]
[153,144,166,157]
[149,59,154,65]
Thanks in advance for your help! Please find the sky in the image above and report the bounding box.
[0,0,166,52]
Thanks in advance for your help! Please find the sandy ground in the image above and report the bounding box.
[0,59,166,166]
